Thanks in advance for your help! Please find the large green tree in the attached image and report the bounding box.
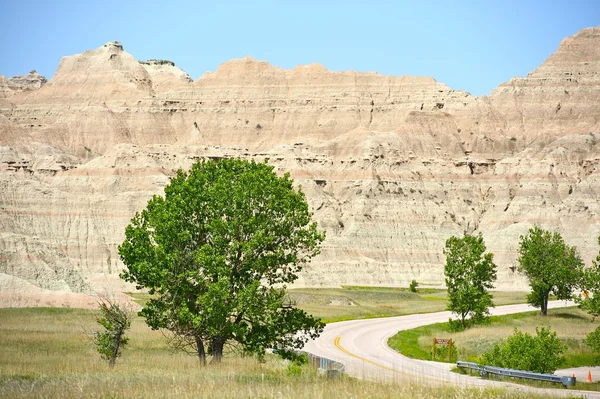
[119,159,325,364]
[444,234,497,330]
[517,227,584,316]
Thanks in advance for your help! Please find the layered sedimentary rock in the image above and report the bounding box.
[1,28,599,305]
[0,70,48,99]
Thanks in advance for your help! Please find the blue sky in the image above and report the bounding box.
[1,0,598,96]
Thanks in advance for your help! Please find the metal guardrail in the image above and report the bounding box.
[456,360,576,388]
[278,350,344,377]
[307,352,345,377]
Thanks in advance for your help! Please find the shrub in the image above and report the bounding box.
[93,297,132,367]
[434,340,458,362]
[480,327,565,373]
[409,280,419,293]
[584,326,600,365]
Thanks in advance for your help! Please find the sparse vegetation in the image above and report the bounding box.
[139,59,175,67]
[92,296,132,367]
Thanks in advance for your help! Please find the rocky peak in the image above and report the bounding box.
[496,26,600,85]
[7,70,47,91]
[103,41,123,51]
[139,59,193,89]
[29,40,154,104]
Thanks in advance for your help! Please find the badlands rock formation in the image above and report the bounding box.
[0,70,47,99]
[1,29,599,306]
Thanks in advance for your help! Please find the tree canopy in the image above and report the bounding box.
[444,234,497,330]
[517,227,584,316]
[119,158,325,364]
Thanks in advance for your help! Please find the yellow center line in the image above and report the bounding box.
[333,335,449,383]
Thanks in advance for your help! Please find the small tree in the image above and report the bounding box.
[119,159,325,364]
[518,227,584,316]
[480,327,566,373]
[579,236,600,364]
[444,234,497,330]
[584,326,600,365]
[93,297,132,367]
[578,236,600,320]
[409,280,419,293]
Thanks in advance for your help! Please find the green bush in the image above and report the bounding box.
[275,348,308,365]
[480,327,565,373]
[93,298,132,367]
[433,340,458,362]
[584,326,600,365]
[409,280,419,293]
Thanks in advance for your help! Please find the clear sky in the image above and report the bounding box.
[1,0,599,96]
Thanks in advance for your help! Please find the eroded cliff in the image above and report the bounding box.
[1,28,599,306]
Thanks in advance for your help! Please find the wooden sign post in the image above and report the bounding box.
[432,338,453,361]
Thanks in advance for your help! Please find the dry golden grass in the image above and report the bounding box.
[0,307,554,399]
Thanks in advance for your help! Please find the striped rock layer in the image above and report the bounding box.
[1,30,599,304]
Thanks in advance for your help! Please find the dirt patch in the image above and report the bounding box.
[328,296,356,306]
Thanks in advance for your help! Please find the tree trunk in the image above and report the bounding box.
[211,337,225,364]
[109,327,123,367]
[195,335,206,366]
[542,294,549,316]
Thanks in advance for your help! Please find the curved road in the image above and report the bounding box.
[303,301,600,398]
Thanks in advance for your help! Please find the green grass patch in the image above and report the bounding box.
[284,287,528,323]
[388,307,599,368]
[126,288,529,324]
[388,322,449,360]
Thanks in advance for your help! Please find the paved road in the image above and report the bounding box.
[303,301,600,398]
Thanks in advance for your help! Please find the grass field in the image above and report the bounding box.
[281,286,527,323]
[129,286,529,324]
[0,306,556,399]
[388,307,600,368]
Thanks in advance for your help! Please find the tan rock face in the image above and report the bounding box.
[0,70,48,99]
[1,30,599,303]
[139,59,193,92]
